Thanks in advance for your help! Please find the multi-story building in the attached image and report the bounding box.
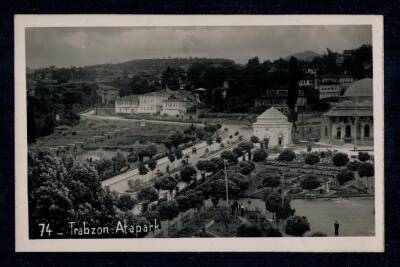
[115,90,187,116]
[161,95,187,117]
[317,73,354,99]
[254,85,306,115]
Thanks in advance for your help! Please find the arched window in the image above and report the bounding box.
[364,125,370,138]
[336,127,341,139]
[345,125,351,138]
[325,126,328,137]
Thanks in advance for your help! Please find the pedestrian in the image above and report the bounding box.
[334,220,340,236]
[240,203,244,217]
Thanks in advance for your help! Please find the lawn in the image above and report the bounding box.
[32,119,188,150]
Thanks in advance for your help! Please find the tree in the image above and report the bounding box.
[147,158,157,174]
[196,160,215,179]
[180,165,197,184]
[285,216,310,236]
[264,192,282,220]
[206,137,214,146]
[220,150,238,164]
[209,157,225,173]
[175,148,183,161]
[138,162,149,176]
[214,207,234,231]
[278,149,296,162]
[304,153,320,165]
[358,152,371,162]
[252,148,268,162]
[238,161,255,175]
[138,186,159,202]
[96,159,113,177]
[154,176,178,200]
[250,135,259,147]
[232,147,243,158]
[261,174,281,188]
[347,161,360,172]
[157,200,179,229]
[336,169,355,185]
[332,152,349,167]
[168,153,176,168]
[358,162,374,178]
[215,136,222,144]
[238,141,252,161]
[199,179,240,202]
[116,194,136,211]
[358,162,374,192]
[276,199,295,220]
[300,176,321,190]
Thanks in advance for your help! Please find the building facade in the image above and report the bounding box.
[115,90,187,115]
[320,78,373,146]
[161,95,187,116]
[253,107,292,147]
[317,73,354,99]
[254,86,306,115]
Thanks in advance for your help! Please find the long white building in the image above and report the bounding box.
[115,90,187,116]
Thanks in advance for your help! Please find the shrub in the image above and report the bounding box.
[252,148,268,162]
[346,161,360,172]
[358,162,374,178]
[304,153,320,165]
[300,176,321,190]
[336,169,355,185]
[238,161,255,175]
[285,216,310,236]
[332,153,349,167]
[358,152,371,162]
[278,149,296,162]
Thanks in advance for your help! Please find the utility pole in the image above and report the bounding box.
[224,159,229,207]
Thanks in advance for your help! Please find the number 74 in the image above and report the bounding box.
[38,223,53,237]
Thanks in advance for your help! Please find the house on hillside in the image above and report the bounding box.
[115,89,188,116]
[97,84,119,105]
[254,85,306,115]
[317,73,354,99]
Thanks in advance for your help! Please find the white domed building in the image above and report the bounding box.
[320,78,373,146]
[253,107,292,147]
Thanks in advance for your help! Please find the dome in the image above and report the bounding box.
[337,100,354,107]
[344,78,373,97]
[257,107,287,120]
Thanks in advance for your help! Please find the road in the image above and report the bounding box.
[80,110,253,192]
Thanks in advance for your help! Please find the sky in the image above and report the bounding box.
[25,25,372,69]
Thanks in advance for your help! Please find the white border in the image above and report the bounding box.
[15,15,384,252]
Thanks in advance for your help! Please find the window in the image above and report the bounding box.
[336,127,341,139]
[364,125,370,138]
[325,126,328,137]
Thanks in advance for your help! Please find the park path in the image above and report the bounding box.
[80,109,252,193]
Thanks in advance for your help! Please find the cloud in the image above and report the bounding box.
[25,25,372,68]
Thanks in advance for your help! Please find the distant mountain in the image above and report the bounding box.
[285,50,320,62]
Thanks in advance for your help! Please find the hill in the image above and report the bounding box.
[87,58,235,75]
[285,50,320,62]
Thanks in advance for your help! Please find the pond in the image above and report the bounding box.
[211,197,375,237]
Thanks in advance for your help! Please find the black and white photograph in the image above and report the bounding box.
[14,15,384,252]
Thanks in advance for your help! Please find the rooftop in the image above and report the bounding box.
[343,78,373,98]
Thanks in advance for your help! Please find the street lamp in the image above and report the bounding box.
[224,159,229,207]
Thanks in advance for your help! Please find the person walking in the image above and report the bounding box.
[240,203,244,217]
[334,220,340,236]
